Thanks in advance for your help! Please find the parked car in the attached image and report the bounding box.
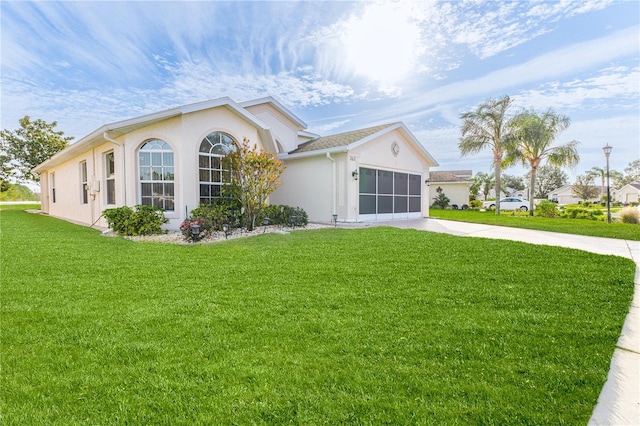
[482,197,531,211]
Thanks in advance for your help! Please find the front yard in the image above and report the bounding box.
[1,206,636,424]
[429,208,640,240]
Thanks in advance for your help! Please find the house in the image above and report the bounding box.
[549,184,608,205]
[427,170,472,208]
[616,181,640,204]
[33,96,438,230]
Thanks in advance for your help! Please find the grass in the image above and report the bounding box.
[430,208,640,241]
[1,206,636,424]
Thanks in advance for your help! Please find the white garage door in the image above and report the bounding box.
[358,167,422,221]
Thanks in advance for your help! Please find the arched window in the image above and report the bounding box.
[138,139,175,211]
[198,132,236,204]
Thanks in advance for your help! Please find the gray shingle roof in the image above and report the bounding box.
[429,170,473,183]
[290,123,396,154]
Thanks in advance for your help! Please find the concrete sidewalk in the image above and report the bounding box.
[368,218,640,425]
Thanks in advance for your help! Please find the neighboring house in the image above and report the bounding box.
[427,170,472,208]
[548,185,608,204]
[616,181,640,204]
[33,96,438,230]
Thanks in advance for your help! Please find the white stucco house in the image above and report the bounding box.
[616,181,640,204]
[548,184,608,205]
[33,96,439,230]
[427,170,472,208]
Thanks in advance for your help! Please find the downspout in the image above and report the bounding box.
[90,147,96,225]
[326,153,336,218]
[103,131,127,204]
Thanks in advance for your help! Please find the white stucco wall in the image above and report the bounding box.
[244,103,300,154]
[428,183,470,208]
[617,185,639,203]
[41,142,116,228]
[271,155,336,223]
[350,129,432,220]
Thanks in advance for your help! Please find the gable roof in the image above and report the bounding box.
[240,96,307,129]
[284,122,438,166]
[429,170,473,183]
[292,123,395,154]
[34,97,275,173]
[619,181,640,191]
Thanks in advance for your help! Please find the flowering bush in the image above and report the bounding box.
[180,216,213,241]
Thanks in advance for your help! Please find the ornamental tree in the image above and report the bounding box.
[0,116,73,182]
[227,138,286,231]
[571,174,600,202]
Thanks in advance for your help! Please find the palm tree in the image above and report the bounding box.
[459,95,515,215]
[587,166,606,199]
[470,171,495,201]
[505,109,580,214]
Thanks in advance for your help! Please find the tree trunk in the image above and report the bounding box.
[494,157,501,215]
[529,167,536,216]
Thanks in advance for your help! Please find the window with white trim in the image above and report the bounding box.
[80,161,88,204]
[105,151,115,205]
[138,140,174,211]
[198,132,236,204]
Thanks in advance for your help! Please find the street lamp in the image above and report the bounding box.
[603,144,613,223]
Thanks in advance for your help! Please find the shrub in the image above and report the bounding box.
[469,199,482,210]
[561,208,605,221]
[619,207,640,224]
[431,193,450,209]
[180,217,213,241]
[103,205,167,236]
[191,201,238,231]
[535,201,560,218]
[258,204,308,227]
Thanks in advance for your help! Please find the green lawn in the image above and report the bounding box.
[1,207,636,424]
[430,208,640,241]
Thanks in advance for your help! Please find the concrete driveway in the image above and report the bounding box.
[368,218,640,425]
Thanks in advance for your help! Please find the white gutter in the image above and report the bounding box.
[279,146,348,161]
[326,153,337,216]
[103,131,127,204]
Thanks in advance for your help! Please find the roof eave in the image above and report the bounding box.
[278,146,348,160]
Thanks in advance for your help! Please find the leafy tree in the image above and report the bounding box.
[0,116,72,182]
[502,174,525,192]
[459,95,515,215]
[470,171,495,200]
[609,170,624,189]
[505,109,579,214]
[571,174,600,202]
[619,159,640,186]
[526,165,568,198]
[227,137,286,231]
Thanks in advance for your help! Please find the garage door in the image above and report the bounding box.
[358,167,422,220]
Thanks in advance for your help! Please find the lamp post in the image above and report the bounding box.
[603,144,612,223]
[263,217,270,233]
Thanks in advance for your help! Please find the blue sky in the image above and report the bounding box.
[2,0,638,180]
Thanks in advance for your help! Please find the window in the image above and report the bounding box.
[80,161,88,204]
[198,132,236,204]
[359,167,422,215]
[138,140,174,211]
[50,173,56,203]
[105,151,115,205]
